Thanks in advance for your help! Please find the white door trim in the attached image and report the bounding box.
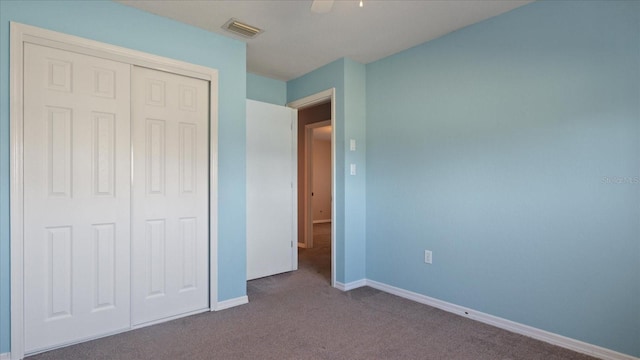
[291,110,299,272]
[287,89,336,288]
[10,22,219,360]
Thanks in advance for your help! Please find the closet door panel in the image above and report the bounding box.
[23,43,131,353]
[131,66,209,325]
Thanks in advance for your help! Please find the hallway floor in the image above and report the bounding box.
[298,222,332,283]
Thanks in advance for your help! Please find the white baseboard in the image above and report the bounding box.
[133,308,209,331]
[312,219,331,224]
[1,352,10,360]
[214,295,249,311]
[334,279,367,291]
[365,279,638,360]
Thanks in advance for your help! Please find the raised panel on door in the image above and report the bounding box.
[131,66,209,325]
[246,99,297,280]
[23,43,131,353]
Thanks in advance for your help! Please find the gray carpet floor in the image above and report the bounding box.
[29,223,597,360]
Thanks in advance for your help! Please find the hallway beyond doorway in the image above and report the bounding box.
[298,222,331,284]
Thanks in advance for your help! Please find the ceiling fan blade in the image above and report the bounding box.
[311,0,334,14]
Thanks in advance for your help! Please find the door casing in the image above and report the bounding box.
[287,89,336,288]
[10,22,220,360]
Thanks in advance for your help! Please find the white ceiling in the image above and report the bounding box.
[118,0,533,81]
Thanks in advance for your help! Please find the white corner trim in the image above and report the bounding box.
[214,296,249,311]
[365,279,638,360]
[1,352,10,360]
[334,279,367,292]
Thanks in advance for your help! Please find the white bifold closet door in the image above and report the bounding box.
[23,43,132,353]
[23,43,210,353]
[131,67,209,325]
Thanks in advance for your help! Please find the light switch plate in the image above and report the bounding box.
[424,250,432,264]
[350,139,356,151]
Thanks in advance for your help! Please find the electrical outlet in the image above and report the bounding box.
[424,250,432,264]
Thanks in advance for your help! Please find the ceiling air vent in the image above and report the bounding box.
[222,18,262,39]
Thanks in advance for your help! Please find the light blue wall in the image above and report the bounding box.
[366,0,639,357]
[343,59,367,282]
[287,58,367,284]
[247,73,287,106]
[0,0,248,353]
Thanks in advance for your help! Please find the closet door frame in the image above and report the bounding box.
[10,22,219,360]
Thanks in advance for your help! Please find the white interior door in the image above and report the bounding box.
[23,43,131,353]
[131,66,209,325]
[246,100,297,280]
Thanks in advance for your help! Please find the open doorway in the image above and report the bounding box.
[310,124,332,228]
[299,121,332,282]
[288,89,335,286]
